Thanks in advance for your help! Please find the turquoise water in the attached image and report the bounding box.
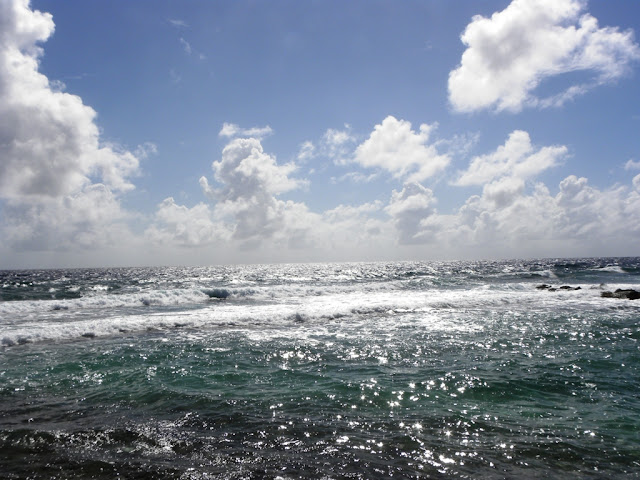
[1,259,639,478]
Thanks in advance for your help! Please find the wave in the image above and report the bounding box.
[4,282,637,348]
[594,265,627,274]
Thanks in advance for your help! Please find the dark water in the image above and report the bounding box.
[1,258,639,478]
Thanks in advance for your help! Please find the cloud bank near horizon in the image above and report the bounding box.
[0,0,639,267]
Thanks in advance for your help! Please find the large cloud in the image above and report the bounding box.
[2,184,134,251]
[385,183,437,245]
[145,198,232,248]
[454,130,567,186]
[354,116,450,182]
[149,133,391,257]
[156,136,312,249]
[0,0,142,252]
[380,130,640,257]
[448,0,640,113]
[152,125,640,261]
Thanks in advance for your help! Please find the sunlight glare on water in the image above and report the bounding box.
[1,258,639,478]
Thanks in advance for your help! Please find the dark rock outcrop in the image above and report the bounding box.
[536,284,581,292]
[601,289,640,300]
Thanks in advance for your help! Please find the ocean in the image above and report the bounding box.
[1,258,639,478]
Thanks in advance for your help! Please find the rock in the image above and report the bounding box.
[204,288,230,299]
[601,289,640,300]
[537,284,581,292]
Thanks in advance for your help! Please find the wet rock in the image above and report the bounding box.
[537,284,581,292]
[601,289,640,300]
[204,288,230,299]
[293,313,307,323]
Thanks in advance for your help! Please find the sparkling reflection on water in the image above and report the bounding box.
[1,259,639,478]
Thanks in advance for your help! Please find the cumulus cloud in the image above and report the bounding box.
[320,201,388,252]
[0,0,142,251]
[385,183,437,244]
[0,0,140,199]
[296,125,356,166]
[149,134,392,257]
[377,129,640,256]
[624,159,640,171]
[454,130,568,186]
[2,184,134,251]
[322,126,356,165]
[297,140,315,162]
[448,0,640,113]
[354,116,450,183]
[218,122,273,139]
[383,173,640,256]
[145,197,230,248]
[211,137,305,198]
[197,137,309,245]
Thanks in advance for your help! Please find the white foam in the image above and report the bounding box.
[2,261,639,348]
[0,283,621,347]
[596,265,626,274]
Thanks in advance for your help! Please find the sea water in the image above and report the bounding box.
[1,258,639,478]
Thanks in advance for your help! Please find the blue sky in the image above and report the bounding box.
[1,0,640,268]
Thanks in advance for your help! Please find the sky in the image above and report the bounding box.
[1,0,640,268]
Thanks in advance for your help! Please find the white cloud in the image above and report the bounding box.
[375,130,640,256]
[212,137,305,198]
[385,182,437,244]
[454,130,567,186]
[168,19,188,28]
[145,197,230,248]
[331,171,379,184]
[0,0,140,199]
[296,125,356,166]
[449,0,640,113]
[320,201,388,252]
[0,0,142,252]
[150,136,392,257]
[354,116,450,183]
[383,173,640,257]
[481,176,525,208]
[297,140,315,162]
[134,142,158,160]
[322,125,356,165]
[624,159,640,171]
[179,37,192,55]
[218,122,273,139]
[323,201,383,223]
[3,184,134,251]
[155,124,640,259]
[198,137,308,245]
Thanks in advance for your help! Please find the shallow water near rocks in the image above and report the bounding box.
[1,258,639,478]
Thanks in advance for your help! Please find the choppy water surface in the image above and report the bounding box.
[1,258,639,478]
